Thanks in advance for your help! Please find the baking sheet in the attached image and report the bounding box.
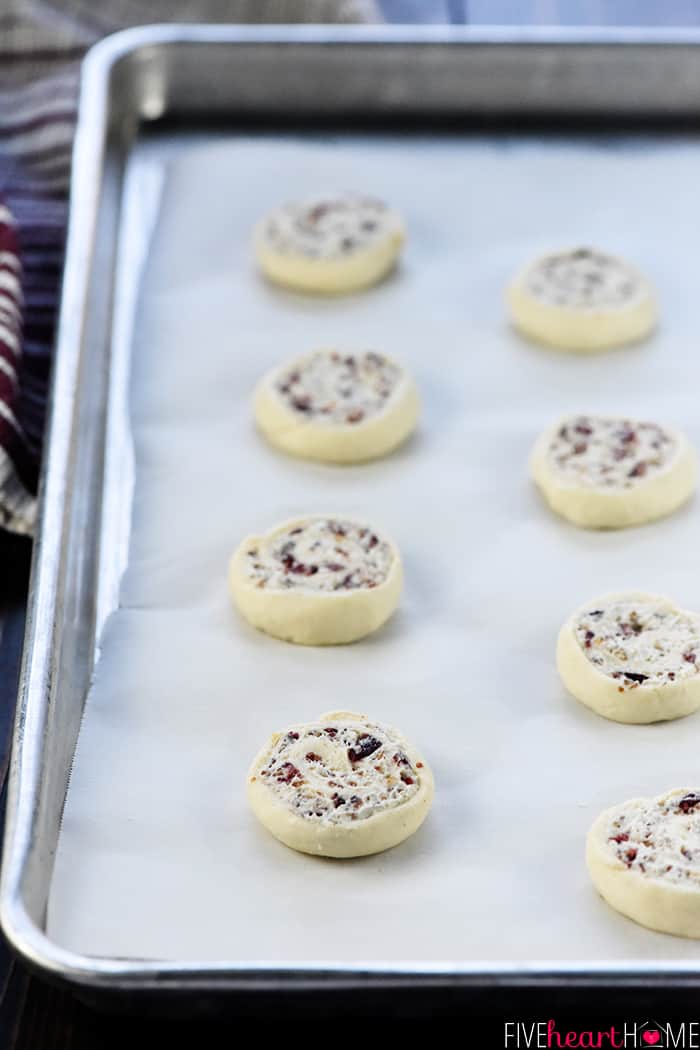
[47,132,700,965]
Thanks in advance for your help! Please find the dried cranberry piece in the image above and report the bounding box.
[305,752,322,762]
[279,372,300,393]
[610,833,629,843]
[287,731,299,740]
[292,562,318,576]
[346,409,365,424]
[291,395,312,413]
[331,793,345,808]
[281,553,318,576]
[678,793,700,814]
[684,650,697,664]
[276,762,299,784]
[628,461,647,478]
[308,203,330,223]
[281,553,295,573]
[584,630,595,648]
[348,734,382,763]
[623,672,648,684]
[625,848,638,865]
[324,727,338,737]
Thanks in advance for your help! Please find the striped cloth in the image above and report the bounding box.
[0,205,35,534]
[0,66,77,535]
[0,0,379,537]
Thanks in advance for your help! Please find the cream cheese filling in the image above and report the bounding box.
[603,791,700,885]
[525,248,644,310]
[244,518,393,593]
[574,597,700,689]
[251,719,421,825]
[274,349,401,426]
[261,194,395,260]
[546,415,676,490]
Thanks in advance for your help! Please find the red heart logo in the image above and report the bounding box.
[643,1033,660,1046]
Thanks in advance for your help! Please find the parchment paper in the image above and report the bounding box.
[47,133,700,964]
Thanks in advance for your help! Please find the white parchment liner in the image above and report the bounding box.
[48,135,700,964]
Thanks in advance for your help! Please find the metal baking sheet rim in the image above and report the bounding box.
[5,24,700,994]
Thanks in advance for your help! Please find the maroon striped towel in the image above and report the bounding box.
[0,205,35,535]
[0,3,380,541]
[0,61,79,538]
[0,58,80,538]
